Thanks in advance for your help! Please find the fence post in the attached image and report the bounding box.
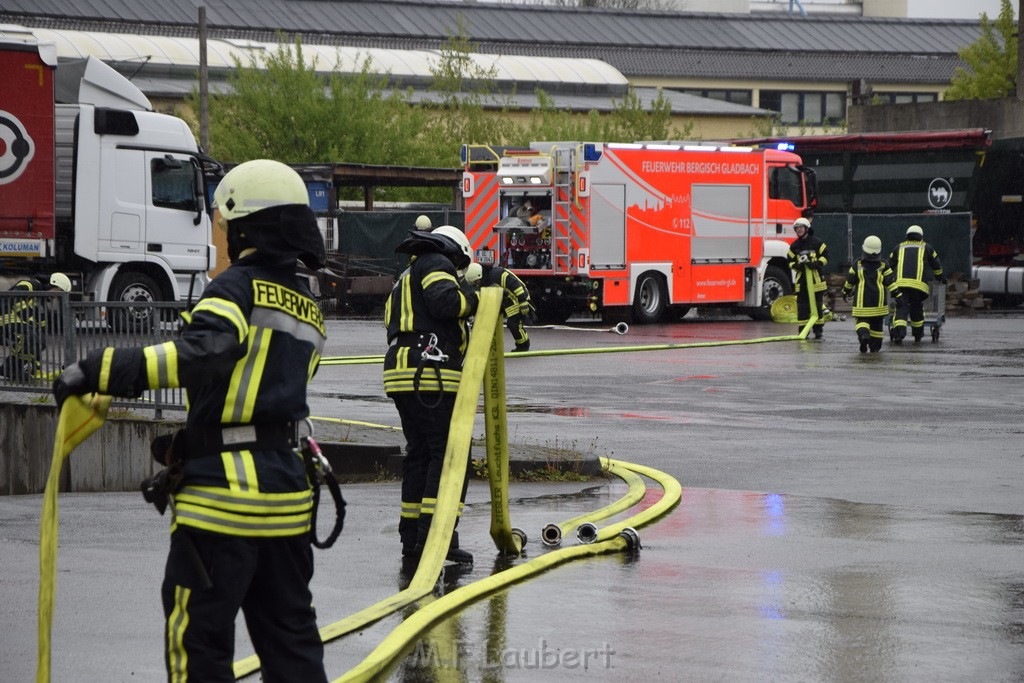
[60,292,73,373]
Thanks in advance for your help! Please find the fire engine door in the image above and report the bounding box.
[591,183,625,269]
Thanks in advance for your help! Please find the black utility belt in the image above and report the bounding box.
[390,332,436,347]
[185,421,298,456]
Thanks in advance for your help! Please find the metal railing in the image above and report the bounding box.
[1,292,187,415]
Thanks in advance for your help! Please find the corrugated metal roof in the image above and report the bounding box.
[4,26,629,88]
[0,0,984,56]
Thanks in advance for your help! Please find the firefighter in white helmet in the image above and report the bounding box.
[888,224,945,343]
[465,261,536,352]
[787,216,830,339]
[842,235,902,353]
[385,224,478,565]
[1,273,71,379]
[415,214,432,231]
[53,159,331,681]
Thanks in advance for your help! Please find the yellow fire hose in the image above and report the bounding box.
[37,393,113,683]
[483,316,524,555]
[320,326,810,365]
[233,288,506,679]
[333,457,681,683]
[540,457,647,546]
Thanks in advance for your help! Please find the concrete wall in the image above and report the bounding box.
[0,402,397,495]
[849,98,1024,139]
[0,403,177,495]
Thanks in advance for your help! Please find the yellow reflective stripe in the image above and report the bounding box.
[852,305,888,317]
[383,368,463,393]
[143,341,179,389]
[240,328,272,422]
[98,348,115,393]
[221,450,258,492]
[421,497,437,515]
[400,276,413,331]
[422,271,456,288]
[308,350,320,382]
[222,327,272,423]
[175,485,313,513]
[401,501,421,519]
[192,297,248,344]
[173,500,313,536]
[167,585,190,682]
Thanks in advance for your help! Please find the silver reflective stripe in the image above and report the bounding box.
[251,307,326,351]
[179,486,312,508]
[230,450,250,491]
[150,342,172,387]
[229,331,264,423]
[193,298,248,341]
[175,508,311,532]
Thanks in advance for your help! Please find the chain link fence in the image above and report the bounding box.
[1,292,187,415]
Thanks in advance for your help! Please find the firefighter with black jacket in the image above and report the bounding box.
[842,236,902,353]
[1,273,71,379]
[889,224,945,343]
[52,160,331,682]
[384,225,479,564]
[464,262,536,352]
[786,217,830,339]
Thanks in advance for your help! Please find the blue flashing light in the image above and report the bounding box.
[583,144,603,162]
[460,145,468,164]
[776,142,796,152]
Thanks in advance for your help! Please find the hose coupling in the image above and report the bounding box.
[618,527,641,551]
[541,523,563,547]
[576,522,598,544]
[511,527,528,549]
[610,322,629,335]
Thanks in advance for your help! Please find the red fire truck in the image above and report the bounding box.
[461,142,817,323]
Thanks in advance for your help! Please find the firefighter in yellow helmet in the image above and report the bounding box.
[465,262,536,352]
[786,217,830,339]
[889,224,944,343]
[1,273,71,379]
[842,236,902,353]
[384,224,479,565]
[53,160,332,682]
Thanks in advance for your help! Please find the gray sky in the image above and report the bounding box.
[906,0,1012,19]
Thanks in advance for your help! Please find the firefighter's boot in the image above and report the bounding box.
[813,325,823,340]
[512,340,530,353]
[913,328,924,343]
[857,329,870,354]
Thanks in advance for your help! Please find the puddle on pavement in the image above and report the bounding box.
[366,487,1024,681]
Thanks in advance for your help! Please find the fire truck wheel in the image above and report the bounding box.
[750,265,792,321]
[632,272,667,324]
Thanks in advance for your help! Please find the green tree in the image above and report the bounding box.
[944,0,1018,100]
[196,38,428,165]
[420,16,520,159]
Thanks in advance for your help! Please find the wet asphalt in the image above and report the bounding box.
[2,312,1023,681]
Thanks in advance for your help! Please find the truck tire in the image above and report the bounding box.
[632,272,667,324]
[108,271,161,332]
[750,265,792,321]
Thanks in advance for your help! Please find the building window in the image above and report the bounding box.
[872,92,939,104]
[759,90,846,125]
[678,88,752,106]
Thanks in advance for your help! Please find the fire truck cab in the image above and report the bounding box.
[462,141,817,323]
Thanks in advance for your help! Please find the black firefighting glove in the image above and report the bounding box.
[521,301,538,325]
[52,361,89,409]
[842,291,850,303]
